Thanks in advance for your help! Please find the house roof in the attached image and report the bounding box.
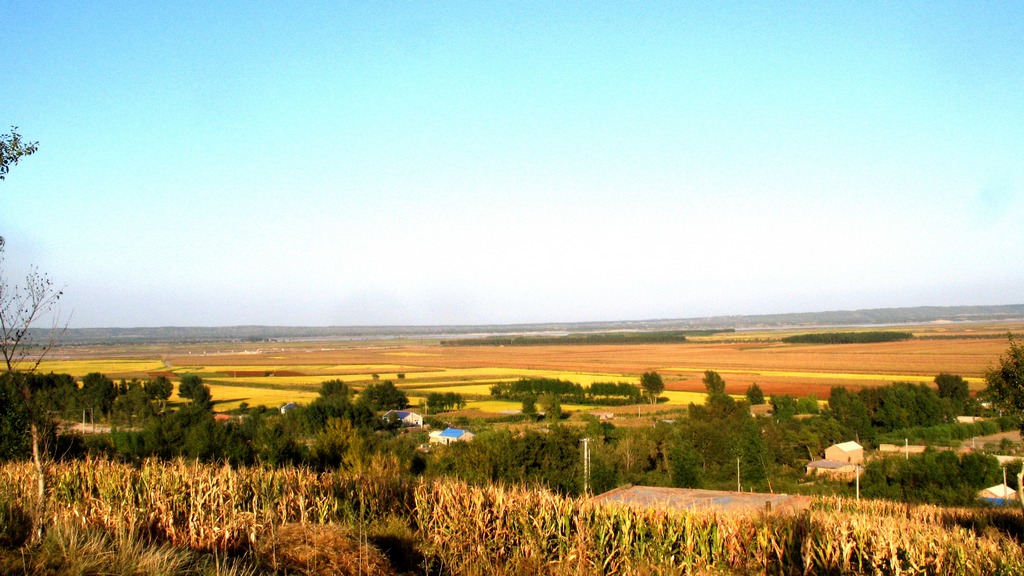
[439,427,469,438]
[807,459,851,470]
[592,485,811,514]
[981,484,1017,498]
[831,441,863,452]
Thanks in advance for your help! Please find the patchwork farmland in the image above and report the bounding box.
[38,321,1021,413]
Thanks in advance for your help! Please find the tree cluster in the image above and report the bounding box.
[490,377,642,406]
[424,392,465,414]
[782,331,914,344]
[862,450,1003,506]
[826,382,956,445]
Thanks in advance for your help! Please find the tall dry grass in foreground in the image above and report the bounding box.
[3,458,1024,575]
[1,456,413,551]
[1,457,412,574]
[415,482,1024,575]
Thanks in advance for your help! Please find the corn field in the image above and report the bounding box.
[415,482,1024,575]
[3,458,1024,575]
[0,455,415,554]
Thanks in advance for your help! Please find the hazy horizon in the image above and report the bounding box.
[4,3,1022,328]
[52,303,1024,333]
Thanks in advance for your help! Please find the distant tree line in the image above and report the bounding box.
[490,378,642,405]
[441,330,733,347]
[782,331,914,344]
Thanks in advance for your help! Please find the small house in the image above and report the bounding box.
[383,410,424,428]
[824,441,864,465]
[805,459,858,479]
[979,484,1018,506]
[280,402,297,414]
[428,427,474,445]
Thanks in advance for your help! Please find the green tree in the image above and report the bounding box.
[112,380,153,426]
[982,334,1024,505]
[0,373,30,459]
[935,372,976,415]
[425,392,465,414]
[746,383,765,405]
[640,371,664,404]
[771,394,798,420]
[539,393,562,421]
[827,386,872,443]
[521,394,537,416]
[698,370,737,419]
[302,379,377,433]
[796,394,820,415]
[80,372,116,422]
[703,370,726,396]
[319,379,350,399]
[358,380,409,411]
[936,373,969,404]
[178,374,212,410]
[310,418,370,471]
[143,376,173,413]
[669,441,703,488]
[0,127,38,181]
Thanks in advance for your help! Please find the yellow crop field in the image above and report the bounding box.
[198,384,319,411]
[33,359,167,377]
[463,400,523,413]
[201,367,640,394]
[660,390,713,405]
[401,383,498,396]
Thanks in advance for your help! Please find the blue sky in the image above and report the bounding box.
[2,2,1022,327]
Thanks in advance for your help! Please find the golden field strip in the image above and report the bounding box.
[37,321,1023,413]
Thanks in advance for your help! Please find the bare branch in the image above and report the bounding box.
[0,243,66,373]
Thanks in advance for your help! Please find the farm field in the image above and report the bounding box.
[40,321,1023,413]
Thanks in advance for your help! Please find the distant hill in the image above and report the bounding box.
[49,304,1024,345]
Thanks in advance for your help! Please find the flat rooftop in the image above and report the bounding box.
[591,485,811,514]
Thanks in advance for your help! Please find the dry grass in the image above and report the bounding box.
[4,457,1024,575]
[416,480,1024,575]
[254,523,392,575]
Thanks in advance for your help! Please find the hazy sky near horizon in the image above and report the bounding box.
[3,2,1022,328]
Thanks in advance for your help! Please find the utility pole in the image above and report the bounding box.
[581,438,592,495]
[856,465,860,501]
[905,438,909,460]
[736,456,741,492]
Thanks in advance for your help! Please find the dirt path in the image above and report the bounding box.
[65,422,113,435]
[962,429,1021,452]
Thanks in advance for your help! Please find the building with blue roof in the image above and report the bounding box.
[428,427,475,445]
[383,410,424,427]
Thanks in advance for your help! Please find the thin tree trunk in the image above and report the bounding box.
[30,421,47,541]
